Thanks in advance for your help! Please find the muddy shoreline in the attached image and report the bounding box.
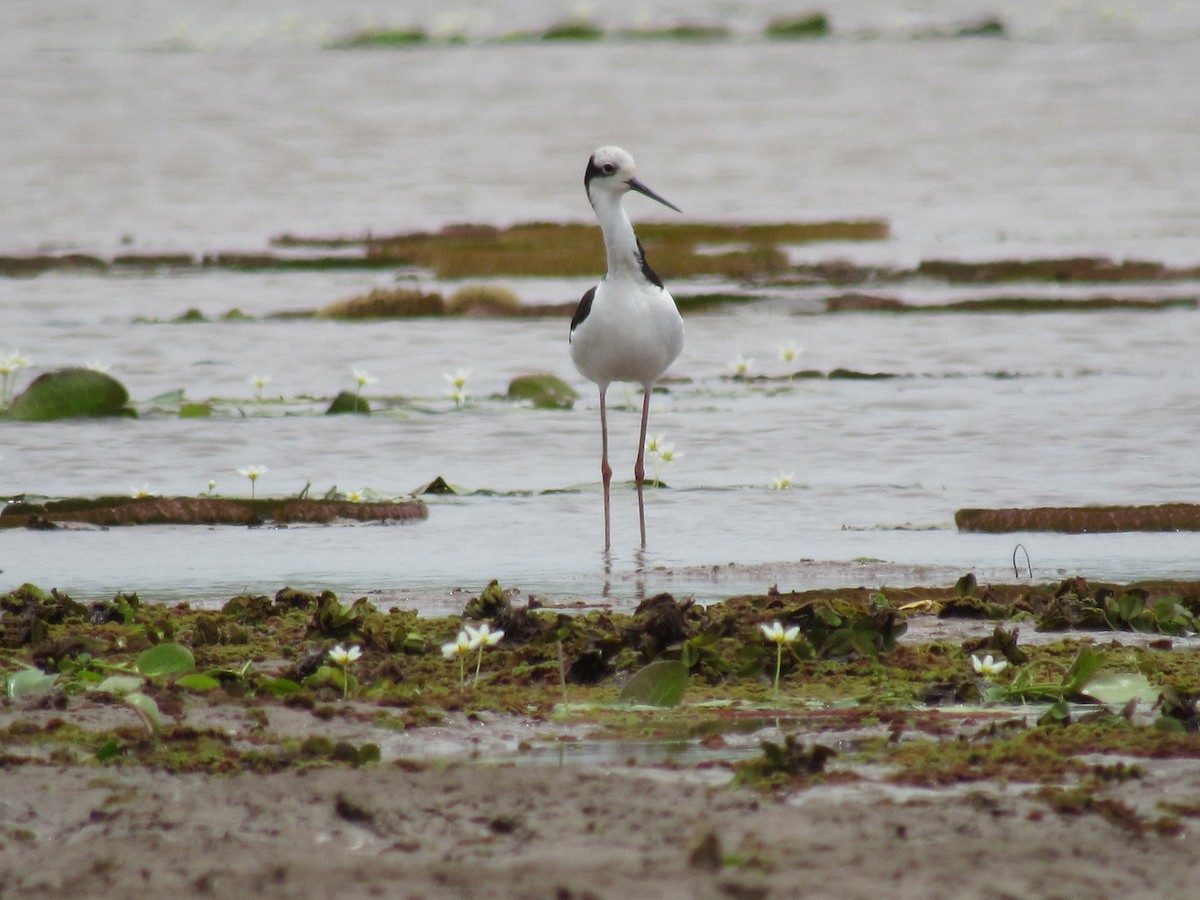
[4,578,1200,896]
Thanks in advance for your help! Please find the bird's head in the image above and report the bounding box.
[585,146,681,213]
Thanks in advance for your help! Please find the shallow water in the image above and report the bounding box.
[3,1,1200,608]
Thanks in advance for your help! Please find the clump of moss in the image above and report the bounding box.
[318,287,445,319]
[541,19,604,41]
[328,28,428,49]
[447,284,523,316]
[619,23,731,41]
[765,13,831,39]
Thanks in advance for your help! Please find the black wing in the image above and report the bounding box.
[635,238,664,289]
[569,285,597,338]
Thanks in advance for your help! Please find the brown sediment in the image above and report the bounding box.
[360,220,888,280]
[0,496,427,528]
[827,293,1198,313]
[955,504,1200,533]
[0,253,108,277]
[916,257,1200,283]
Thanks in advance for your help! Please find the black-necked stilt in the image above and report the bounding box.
[569,146,684,551]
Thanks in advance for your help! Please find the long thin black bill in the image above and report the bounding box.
[627,177,682,213]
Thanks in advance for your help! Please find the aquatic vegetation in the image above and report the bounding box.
[325,390,370,414]
[357,220,887,280]
[619,23,731,41]
[765,14,831,39]
[326,644,362,699]
[4,579,1200,785]
[236,465,268,499]
[618,659,690,707]
[645,435,680,486]
[351,368,376,396]
[130,484,154,499]
[0,350,31,405]
[442,629,472,687]
[729,354,753,378]
[445,367,471,408]
[734,736,835,790]
[447,284,522,316]
[760,622,802,693]
[506,373,578,409]
[328,27,428,49]
[539,19,604,41]
[971,653,1008,679]
[466,623,505,686]
[777,343,801,364]
[3,367,132,421]
[770,473,795,490]
[249,373,270,401]
[318,287,445,318]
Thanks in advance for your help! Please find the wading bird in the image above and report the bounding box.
[569,147,684,551]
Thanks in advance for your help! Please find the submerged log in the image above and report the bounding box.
[955,504,1200,533]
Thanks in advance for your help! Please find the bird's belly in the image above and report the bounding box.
[570,303,683,388]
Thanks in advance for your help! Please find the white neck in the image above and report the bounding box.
[590,189,644,280]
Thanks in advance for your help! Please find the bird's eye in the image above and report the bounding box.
[600,163,616,175]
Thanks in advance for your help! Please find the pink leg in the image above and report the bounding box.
[599,387,612,551]
[635,386,652,548]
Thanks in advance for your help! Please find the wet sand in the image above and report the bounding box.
[3,748,1198,898]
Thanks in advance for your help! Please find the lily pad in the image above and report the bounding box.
[506,373,579,409]
[618,659,689,707]
[96,674,146,695]
[5,367,131,420]
[125,692,162,735]
[1082,672,1160,706]
[5,667,59,700]
[176,673,221,691]
[135,642,196,678]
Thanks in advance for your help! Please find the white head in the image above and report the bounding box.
[585,146,680,213]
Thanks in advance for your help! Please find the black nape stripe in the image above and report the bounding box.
[570,285,597,336]
[635,238,664,289]
[584,156,602,190]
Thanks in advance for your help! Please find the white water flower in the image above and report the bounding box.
[761,621,801,694]
[0,351,31,404]
[771,473,795,490]
[237,465,268,498]
[646,435,681,485]
[778,343,802,364]
[352,368,377,394]
[730,354,753,377]
[0,351,30,374]
[206,479,217,495]
[442,629,473,687]
[444,368,471,408]
[971,653,1008,678]
[444,367,471,390]
[86,361,111,373]
[346,489,365,502]
[442,630,472,660]
[131,484,154,499]
[465,623,505,686]
[466,623,504,649]
[328,644,362,667]
[760,621,800,645]
[327,644,362,700]
[249,373,270,401]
